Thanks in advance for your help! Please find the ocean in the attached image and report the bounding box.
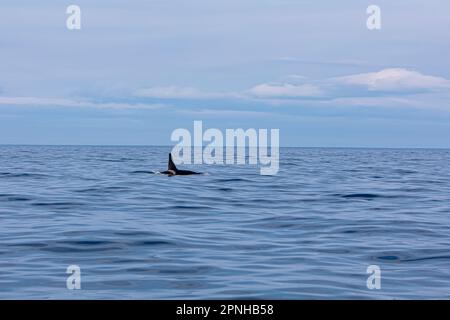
[1,145,450,299]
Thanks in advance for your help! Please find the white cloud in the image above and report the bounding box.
[178,108,272,117]
[0,96,165,110]
[133,68,450,104]
[335,68,450,92]
[136,83,323,100]
[135,86,233,99]
[248,83,322,98]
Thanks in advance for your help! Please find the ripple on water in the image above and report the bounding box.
[0,194,33,202]
[6,238,175,254]
[0,172,48,178]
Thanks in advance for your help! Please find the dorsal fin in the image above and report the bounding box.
[168,153,178,171]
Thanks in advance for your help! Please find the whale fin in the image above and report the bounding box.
[168,153,178,172]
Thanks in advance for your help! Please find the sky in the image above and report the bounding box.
[1,0,450,147]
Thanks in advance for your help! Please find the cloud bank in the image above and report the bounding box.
[247,83,322,98]
[133,68,450,105]
[2,68,450,111]
[335,68,450,92]
[0,97,165,110]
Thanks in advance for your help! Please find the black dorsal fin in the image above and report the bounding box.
[168,153,178,171]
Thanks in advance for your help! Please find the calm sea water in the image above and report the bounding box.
[1,146,450,299]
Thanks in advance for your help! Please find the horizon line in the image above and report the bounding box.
[1,144,450,150]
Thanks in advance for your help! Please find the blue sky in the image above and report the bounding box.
[1,0,450,147]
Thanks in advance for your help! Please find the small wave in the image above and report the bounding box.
[74,188,100,193]
[8,242,48,248]
[284,162,302,166]
[0,172,47,178]
[374,253,450,263]
[31,202,85,208]
[135,240,173,246]
[169,205,213,210]
[341,193,404,200]
[215,178,248,183]
[403,255,450,262]
[75,186,129,193]
[0,194,32,202]
[131,170,156,174]
[217,187,233,192]
[377,255,400,261]
[393,169,418,175]
[63,240,113,246]
[9,238,175,253]
[97,158,125,162]
[342,193,381,200]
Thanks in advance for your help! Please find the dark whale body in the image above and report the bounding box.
[161,154,201,176]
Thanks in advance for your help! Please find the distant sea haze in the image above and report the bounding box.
[1,146,450,299]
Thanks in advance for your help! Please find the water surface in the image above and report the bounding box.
[1,146,450,299]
